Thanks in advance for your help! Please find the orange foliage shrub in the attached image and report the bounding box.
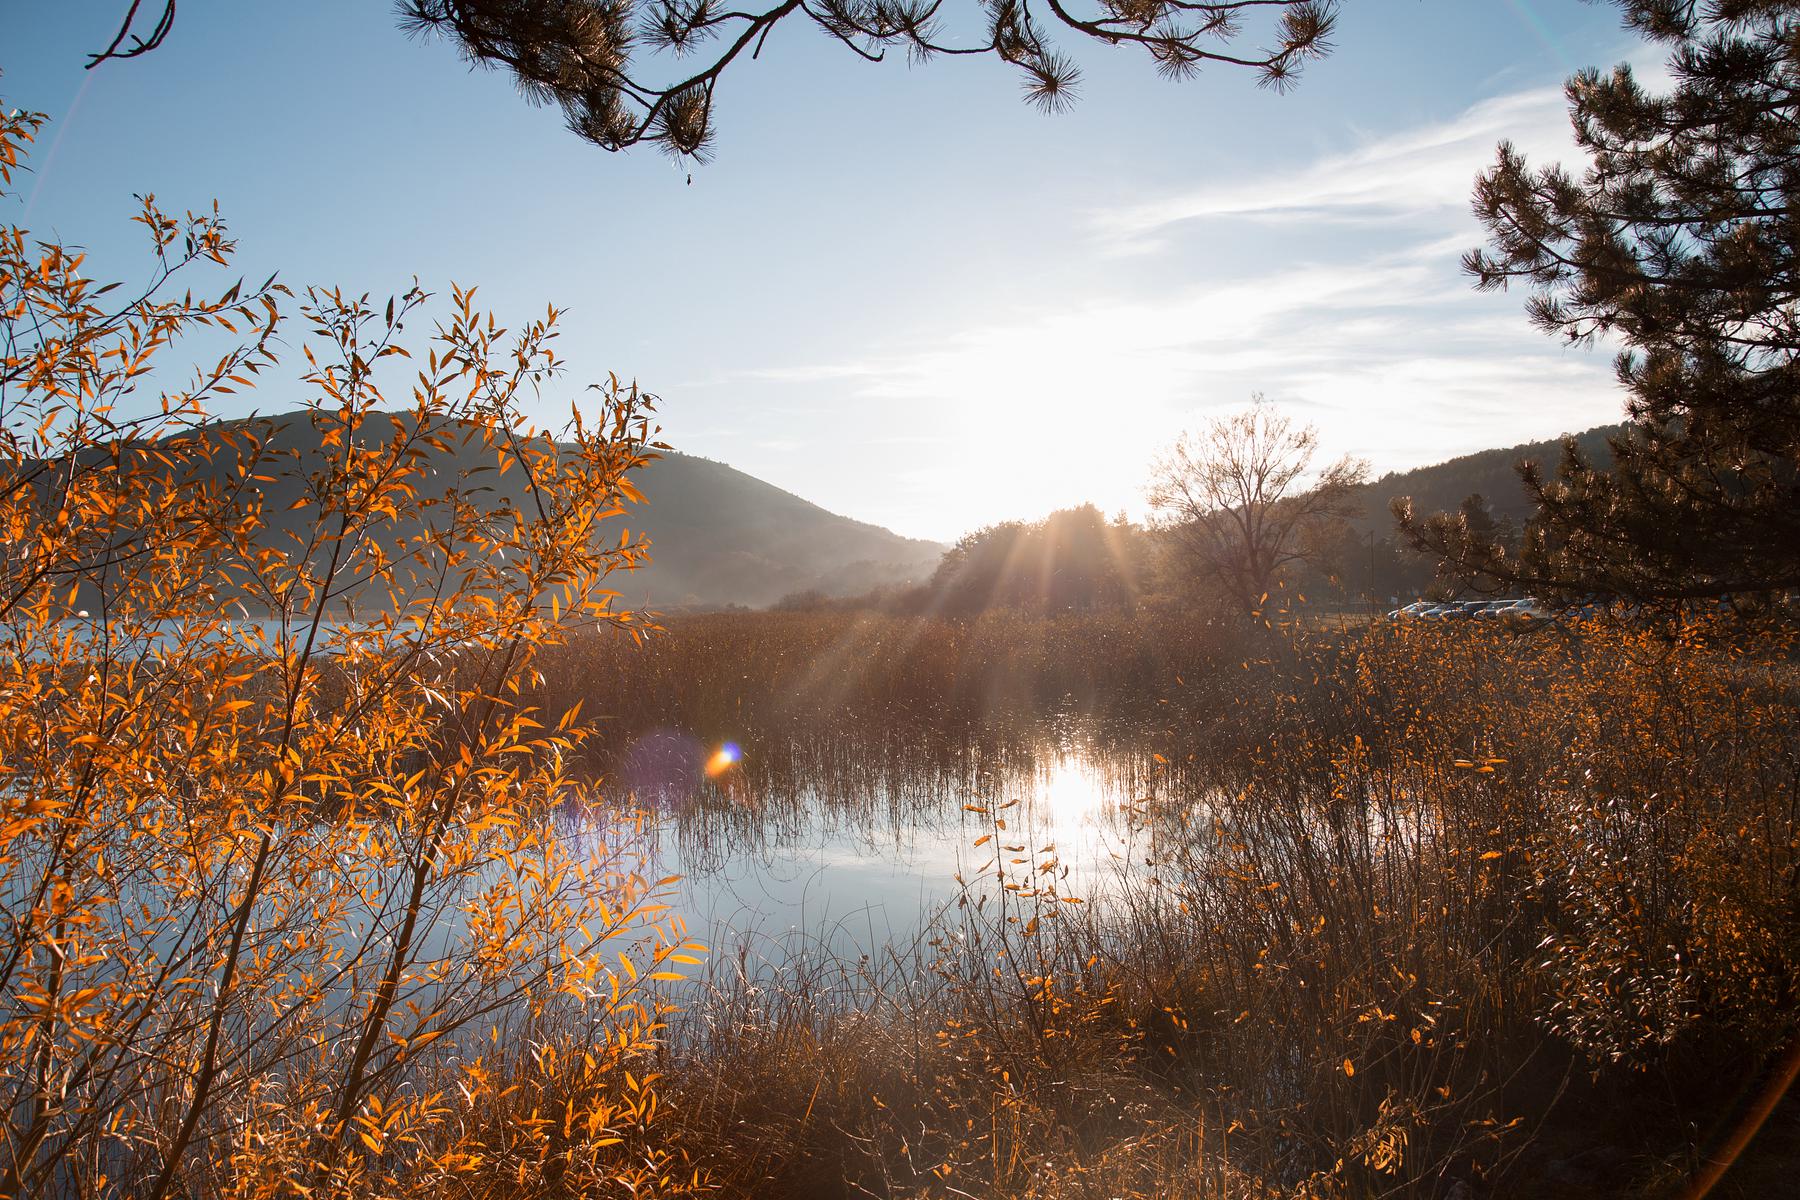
[1115,616,1800,1192]
[0,104,701,1199]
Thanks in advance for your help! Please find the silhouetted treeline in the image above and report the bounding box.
[777,506,1156,617]
[774,503,1466,617]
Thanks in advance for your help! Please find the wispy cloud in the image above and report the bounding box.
[1093,85,1575,244]
[720,239,1509,415]
[671,73,1644,540]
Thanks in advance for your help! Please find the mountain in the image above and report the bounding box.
[1300,423,1627,603]
[86,410,1626,615]
[147,411,944,612]
[615,451,944,609]
[1350,423,1624,534]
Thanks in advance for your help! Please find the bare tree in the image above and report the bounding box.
[1148,399,1367,616]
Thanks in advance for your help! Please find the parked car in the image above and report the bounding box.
[1386,597,1556,627]
[1488,598,1536,624]
[1437,600,1489,620]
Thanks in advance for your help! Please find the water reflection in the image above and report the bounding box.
[592,714,1183,965]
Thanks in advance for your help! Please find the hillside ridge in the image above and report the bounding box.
[1352,423,1624,533]
[181,409,946,611]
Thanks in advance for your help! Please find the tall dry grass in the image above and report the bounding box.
[528,607,1236,755]
[539,610,1799,1199]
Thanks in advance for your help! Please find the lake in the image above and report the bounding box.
[591,711,1194,973]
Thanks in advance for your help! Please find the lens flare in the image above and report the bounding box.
[704,741,742,778]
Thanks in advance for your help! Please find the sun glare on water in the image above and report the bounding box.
[1038,755,1111,832]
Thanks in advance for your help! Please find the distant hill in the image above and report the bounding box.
[153,411,944,612]
[87,411,1629,614]
[1351,424,1624,534]
[617,451,944,609]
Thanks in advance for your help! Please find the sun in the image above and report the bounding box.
[930,320,1181,530]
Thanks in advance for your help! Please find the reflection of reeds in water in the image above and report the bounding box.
[612,711,1180,886]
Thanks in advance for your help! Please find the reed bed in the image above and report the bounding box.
[530,610,1800,1199]
[528,608,1237,756]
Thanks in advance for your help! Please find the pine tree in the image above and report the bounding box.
[87,0,1337,158]
[1400,0,1800,602]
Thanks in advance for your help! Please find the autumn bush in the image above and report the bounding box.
[617,613,1799,1199]
[8,81,1796,1199]
[0,104,701,1199]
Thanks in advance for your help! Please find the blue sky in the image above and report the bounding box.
[5,1,1646,541]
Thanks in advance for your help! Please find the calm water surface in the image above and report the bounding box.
[598,714,1191,964]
